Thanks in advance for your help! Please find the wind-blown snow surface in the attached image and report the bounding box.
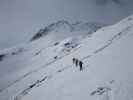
[0,15,133,100]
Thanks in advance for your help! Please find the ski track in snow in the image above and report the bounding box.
[14,66,72,100]
[12,24,133,100]
[82,25,133,60]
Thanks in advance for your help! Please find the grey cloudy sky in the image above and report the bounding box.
[0,0,133,49]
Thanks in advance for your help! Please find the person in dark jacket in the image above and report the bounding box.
[75,59,79,67]
[72,58,76,64]
[79,61,83,71]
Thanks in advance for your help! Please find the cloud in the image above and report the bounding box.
[0,0,133,49]
[95,0,122,5]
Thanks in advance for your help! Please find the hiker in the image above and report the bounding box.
[72,58,76,64]
[75,59,79,67]
[79,61,83,71]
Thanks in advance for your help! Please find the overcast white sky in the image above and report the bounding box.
[0,0,133,49]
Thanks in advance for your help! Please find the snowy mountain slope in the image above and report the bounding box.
[0,25,96,93]
[20,15,133,100]
[0,15,133,100]
[0,20,104,92]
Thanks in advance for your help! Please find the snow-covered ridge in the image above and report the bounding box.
[0,15,133,100]
[30,20,105,41]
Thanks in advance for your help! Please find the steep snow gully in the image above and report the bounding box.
[1,15,133,100]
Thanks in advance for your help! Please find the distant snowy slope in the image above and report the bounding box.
[0,15,133,100]
[30,20,104,41]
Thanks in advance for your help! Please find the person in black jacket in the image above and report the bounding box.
[72,58,76,64]
[79,61,83,71]
[75,59,79,67]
